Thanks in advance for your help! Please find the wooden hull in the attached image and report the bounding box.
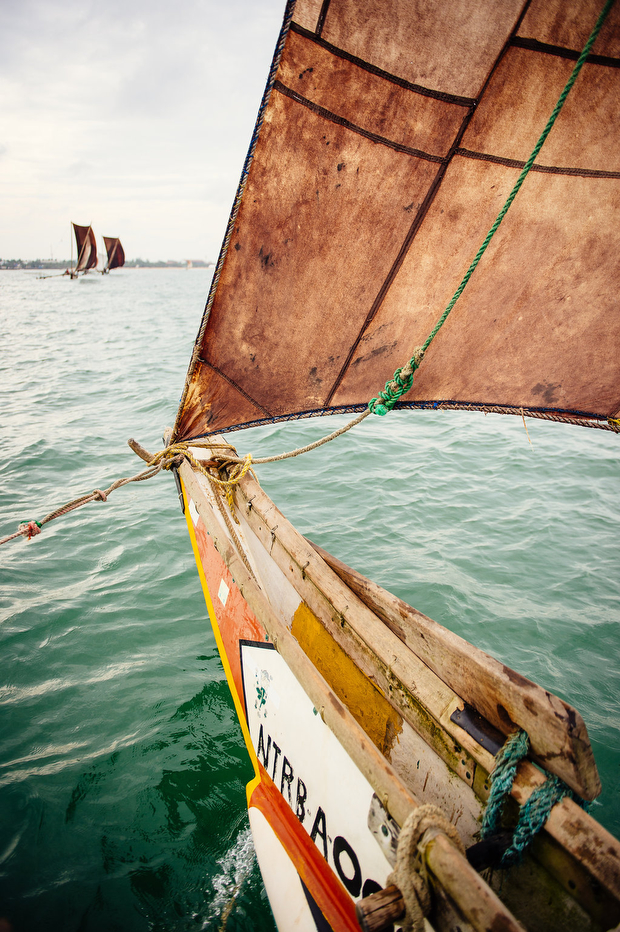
[178,451,620,932]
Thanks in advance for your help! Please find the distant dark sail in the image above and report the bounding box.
[72,223,97,273]
[103,236,125,271]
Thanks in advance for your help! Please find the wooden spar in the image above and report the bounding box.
[307,542,620,916]
[355,884,404,932]
[178,458,526,932]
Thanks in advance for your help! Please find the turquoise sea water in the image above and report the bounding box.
[1,268,619,930]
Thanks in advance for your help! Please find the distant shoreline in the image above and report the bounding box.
[0,259,214,270]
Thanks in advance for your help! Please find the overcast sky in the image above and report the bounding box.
[0,0,286,261]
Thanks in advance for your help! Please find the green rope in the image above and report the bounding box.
[503,774,574,866]
[480,729,589,867]
[480,730,529,839]
[368,0,615,417]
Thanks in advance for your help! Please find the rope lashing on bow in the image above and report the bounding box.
[387,805,465,932]
[146,441,254,514]
[367,0,615,418]
[147,442,253,486]
[480,729,589,868]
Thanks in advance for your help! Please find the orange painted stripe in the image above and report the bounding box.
[182,480,261,798]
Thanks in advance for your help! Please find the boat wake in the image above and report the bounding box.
[204,825,257,930]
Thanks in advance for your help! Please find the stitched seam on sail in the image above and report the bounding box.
[273,82,447,162]
[510,36,620,68]
[315,0,331,38]
[367,0,616,418]
[289,22,476,107]
[323,161,450,408]
[324,8,529,408]
[197,358,275,418]
[456,149,620,179]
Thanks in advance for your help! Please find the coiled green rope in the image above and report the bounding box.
[480,729,588,867]
[369,0,615,416]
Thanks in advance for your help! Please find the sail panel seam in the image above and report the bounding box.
[197,357,275,419]
[273,82,446,162]
[456,148,620,179]
[323,160,452,407]
[315,0,330,37]
[510,35,620,68]
[289,22,476,107]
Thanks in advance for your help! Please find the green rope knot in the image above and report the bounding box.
[480,729,587,867]
[369,348,425,416]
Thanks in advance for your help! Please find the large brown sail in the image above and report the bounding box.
[103,236,125,272]
[72,223,97,273]
[174,0,620,441]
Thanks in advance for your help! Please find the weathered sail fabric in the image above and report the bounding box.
[103,237,125,271]
[73,223,98,273]
[174,0,620,441]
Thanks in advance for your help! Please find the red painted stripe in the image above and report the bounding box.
[249,768,361,932]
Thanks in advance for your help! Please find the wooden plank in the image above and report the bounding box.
[234,470,598,800]
[237,472,485,791]
[308,541,601,801]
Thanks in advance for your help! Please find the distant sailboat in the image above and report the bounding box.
[67,223,97,278]
[102,236,125,273]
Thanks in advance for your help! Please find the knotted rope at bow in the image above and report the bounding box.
[147,440,254,513]
[1,424,367,547]
[387,805,465,932]
[0,462,163,547]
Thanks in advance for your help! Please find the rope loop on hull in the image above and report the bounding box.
[387,805,465,932]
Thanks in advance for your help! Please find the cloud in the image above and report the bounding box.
[0,0,286,260]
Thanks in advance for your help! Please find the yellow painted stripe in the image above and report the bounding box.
[181,478,261,802]
[291,602,402,756]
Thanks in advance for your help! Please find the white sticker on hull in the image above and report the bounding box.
[217,579,229,606]
[241,642,392,901]
[188,498,199,526]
